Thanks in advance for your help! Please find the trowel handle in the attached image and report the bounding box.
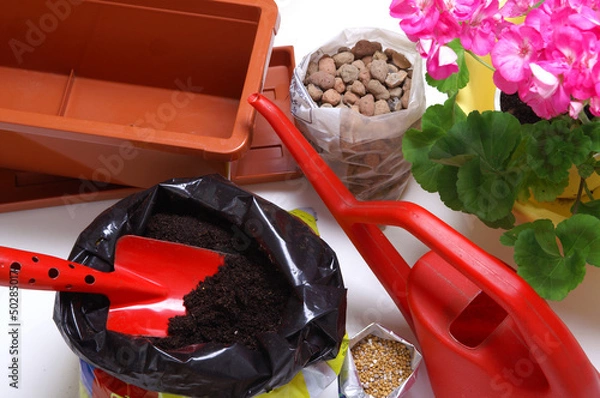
[0,246,159,299]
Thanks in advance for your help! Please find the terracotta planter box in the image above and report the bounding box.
[0,0,288,188]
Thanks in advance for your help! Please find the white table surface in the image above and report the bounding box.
[1,1,598,397]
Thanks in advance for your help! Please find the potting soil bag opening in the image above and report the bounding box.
[54,175,347,398]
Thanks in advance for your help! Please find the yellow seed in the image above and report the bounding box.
[351,335,414,398]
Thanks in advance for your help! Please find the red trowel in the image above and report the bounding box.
[0,235,223,336]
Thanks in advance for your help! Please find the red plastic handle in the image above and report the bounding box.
[248,93,600,395]
[0,246,163,302]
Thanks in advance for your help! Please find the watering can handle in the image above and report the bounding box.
[248,93,600,395]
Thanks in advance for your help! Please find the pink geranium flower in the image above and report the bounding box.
[568,5,600,30]
[390,0,440,41]
[520,63,570,118]
[442,0,480,21]
[554,29,598,101]
[499,0,539,18]
[432,10,462,45]
[390,0,600,120]
[523,8,553,42]
[591,96,600,117]
[491,25,542,84]
[459,0,503,56]
[418,39,460,79]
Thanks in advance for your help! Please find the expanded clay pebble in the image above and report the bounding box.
[351,335,414,397]
[304,40,413,116]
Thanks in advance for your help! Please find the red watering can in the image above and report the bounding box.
[249,93,600,397]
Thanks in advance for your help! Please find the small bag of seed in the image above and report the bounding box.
[339,323,422,398]
[290,27,426,201]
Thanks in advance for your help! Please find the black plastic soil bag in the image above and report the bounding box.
[54,175,347,397]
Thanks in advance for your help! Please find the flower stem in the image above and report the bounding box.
[572,177,585,214]
[579,109,591,124]
[466,51,495,72]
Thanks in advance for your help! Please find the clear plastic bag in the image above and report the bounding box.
[290,28,426,201]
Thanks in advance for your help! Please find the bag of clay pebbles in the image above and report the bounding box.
[290,27,426,201]
[54,174,347,398]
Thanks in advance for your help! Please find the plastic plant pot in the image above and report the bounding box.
[0,0,280,188]
[0,46,301,214]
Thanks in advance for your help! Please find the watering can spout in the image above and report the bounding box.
[248,93,356,206]
[249,93,600,397]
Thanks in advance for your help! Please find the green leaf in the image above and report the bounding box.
[424,40,469,96]
[431,111,522,169]
[573,199,600,219]
[481,212,516,229]
[456,158,517,222]
[402,96,466,192]
[436,165,463,211]
[508,215,600,300]
[433,153,476,167]
[577,159,596,180]
[524,172,570,202]
[524,120,592,184]
[500,222,537,247]
[512,220,584,300]
[403,127,445,192]
[429,111,523,223]
[582,122,600,152]
[557,214,600,266]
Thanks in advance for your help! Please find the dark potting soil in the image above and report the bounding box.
[499,92,541,124]
[500,92,593,124]
[143,212,292,350]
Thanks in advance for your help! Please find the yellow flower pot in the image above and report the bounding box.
[457,59,600,225]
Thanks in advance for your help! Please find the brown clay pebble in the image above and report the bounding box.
[352,59,366,71]
[358,67,372,86]
[318,55,337,76]
[352,39,383,58]
[401,90,410,109]
[385,48,412,69]
[370,59,389,83]
[367,79,390,100]
[308,70,335,90]
[373,50,388,62]
[374,99,391,115]
[307,83,324,102]
[343,91,360,105]
[351,335,414,397]
[322,89,342,106]
[389,87,403,98]
[334,77,346,93]
[333,51,355,68]
[306,61,318,80]
[358,94,375,116]
[385,71,408,89]
[350,80,367,96]
[339,64,360,84]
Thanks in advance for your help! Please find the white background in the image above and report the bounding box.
[1,0,599,397]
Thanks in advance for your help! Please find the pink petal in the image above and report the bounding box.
[569,101,584,118]
[530,63,558,99]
